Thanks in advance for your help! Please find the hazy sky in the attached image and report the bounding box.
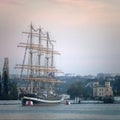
[0,0,120,75]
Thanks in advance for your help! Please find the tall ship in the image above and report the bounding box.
[15,24,64,106]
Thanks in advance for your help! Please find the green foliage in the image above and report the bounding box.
[0,71,18,100]
[3,71,9,99]
[0,74,2,98]
[67,81,88,99]
[8,82,18,100]
[113,76,120,96]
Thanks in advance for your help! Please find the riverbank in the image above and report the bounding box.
[0,100,21,105]
[0,102,120,120]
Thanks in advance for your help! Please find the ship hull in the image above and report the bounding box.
[103,96,114,103]
[22,94,64,106]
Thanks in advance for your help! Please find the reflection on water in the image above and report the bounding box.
[0,100,120,120]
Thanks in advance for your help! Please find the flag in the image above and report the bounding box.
[48,72,54,77]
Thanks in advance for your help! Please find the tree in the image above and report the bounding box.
[113,76,120,96]
[0,73,2,99]
[67,81,88,99]
[0,58,18,100]
[8,81,18,100]
[0,70,18,100]
[3,71,9,99]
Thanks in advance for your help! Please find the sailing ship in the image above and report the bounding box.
[15,24,64,106]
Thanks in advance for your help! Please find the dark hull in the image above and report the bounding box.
[103,96,114,103]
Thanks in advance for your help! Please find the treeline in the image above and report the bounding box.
[67,81,90,99]
[0,71,18,100]
[66,76,120,99]
[112,76,120,96]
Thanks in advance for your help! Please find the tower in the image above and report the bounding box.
[93,81,99,97]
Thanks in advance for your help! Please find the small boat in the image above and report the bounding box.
[15,24,64,106]
[66,100,71,105]
[103,96,114,103]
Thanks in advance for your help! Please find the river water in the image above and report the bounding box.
[0,100,120,120]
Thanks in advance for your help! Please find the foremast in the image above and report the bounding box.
[15,24,63,94]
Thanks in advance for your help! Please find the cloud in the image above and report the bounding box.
[0,0,24,5]
[53,0,105,10]
[0,0,120,28]
[52,0,119,26]
[0,0,120,75]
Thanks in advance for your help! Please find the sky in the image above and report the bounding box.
[0,0,120,76]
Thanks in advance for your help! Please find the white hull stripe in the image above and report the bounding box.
[24,96,64,103]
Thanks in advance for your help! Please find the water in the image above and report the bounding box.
[0,100,120,120]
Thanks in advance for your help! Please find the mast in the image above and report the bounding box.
[45,32,49,95]
[29,23,33,94]
[37,27,42,92]
[46,32,49,71]
[38,27,41,77]
[15,24,63,95]
[46,32,55,93]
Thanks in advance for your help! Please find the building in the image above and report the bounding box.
[93,81,113,97]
